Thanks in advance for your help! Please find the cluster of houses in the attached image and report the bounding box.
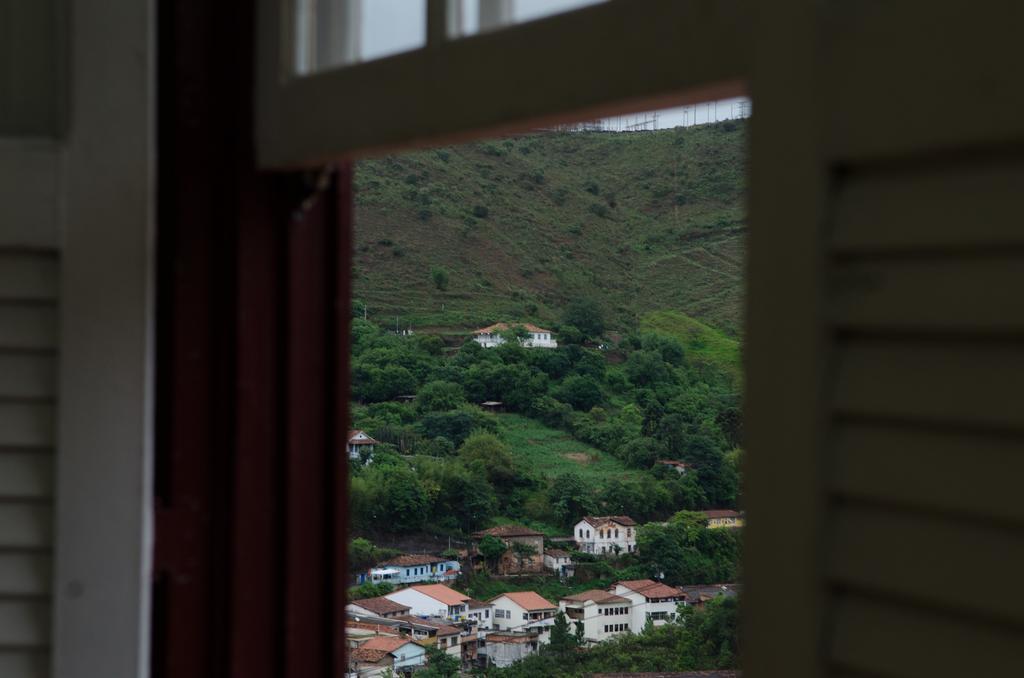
[346,513,742,675]
[345,577,737,675]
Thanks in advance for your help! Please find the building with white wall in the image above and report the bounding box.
[573,515,638,555]
[612,580,687,629]
[471,323,558,348]
[558,590,634,644]
[383,584,471,620]
[357,553,460,585]
[489,591,558,632]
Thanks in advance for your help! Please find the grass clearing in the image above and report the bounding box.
[498,412,642,484]
[641,309,742,382]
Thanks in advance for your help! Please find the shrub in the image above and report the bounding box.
[472,204,489,219]
[584,180,600,195]
[588,203,609,218]
[431,266,449,291]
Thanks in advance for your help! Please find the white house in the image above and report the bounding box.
[465,598,494,629]
[355,635,426,675]
[383,584,471,620]
[346,595,411,619]
[655,459,694,474]
[348,429,379,460]
[391,615,463,660]
[574,515,638,555]
[472,322,558,348]
[357,553,460,585]
[558,590,634,644]
[543,548,575,577]
[613,579,687,629]
[489,591,558,633]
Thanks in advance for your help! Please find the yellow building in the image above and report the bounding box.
[703,510,744,529]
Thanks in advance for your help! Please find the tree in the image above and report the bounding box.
[563,298,605,339]
[548,612,576,654]
[617,437,666,469]
[549,472,597,526]
[431,266,450,291]
[554,374,604,411]
[418,644,460,678]
[380,466,428,532]
[416,380,466,413]
[349,537,378,572]
[574,619,585,645]
[458,431,517,486]
[477,534,507,568]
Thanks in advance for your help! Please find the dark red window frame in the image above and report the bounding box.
[153,1,351,676]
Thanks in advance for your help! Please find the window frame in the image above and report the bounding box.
[256,0,751,167]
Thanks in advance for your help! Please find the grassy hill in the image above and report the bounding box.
[640,310,742,383]
[353,120,747,337]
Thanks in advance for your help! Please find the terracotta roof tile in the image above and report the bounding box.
[473,322,553,335]
[702,510,742,519]
[580,515,637,527]
[403,584,469,606]
[378,553,449,567]
[490,591,557,611]
[616,580,685,599]
[561,590,630,604]
[349,596,411,616]
[360,636,416,653]
[349,647,390,663]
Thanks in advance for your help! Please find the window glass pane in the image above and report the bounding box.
[294,0,427,75]
[454,0,606,38]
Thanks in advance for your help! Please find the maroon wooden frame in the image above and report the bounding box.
[153,1,351,676]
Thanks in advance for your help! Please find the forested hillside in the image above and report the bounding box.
[353,120,747,336]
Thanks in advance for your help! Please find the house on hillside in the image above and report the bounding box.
[680,583,739,609]
[543,548,575,578]
[356,553,460,585]
[574,515,638,555]
[353,635,426,676]
[383,583,471,620]
[477,630,544,668]
[390,615,463,659]
[655,459,694,474]
[472,323,558,348]
[347,596,412,619]
[348,429,379,460]
[489,591,558,633]
[465,598,493,628]
[558,590,634,644]
[471,525,546,574]
[347,647,396,678]
[702,509,744,528]
[613,579,686,629]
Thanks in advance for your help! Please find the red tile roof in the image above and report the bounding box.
[347,430,379,445]
[392,615,461,636]
[490,591,557,611]
[472,524,544,538]
[702,510,742,519]
[616,580,685,599]
[561,590,630,604]
[404,584,470,606]
[655,459,694,469]
[361,636,416,653]
[349,647,391,663]
[473,322,553,335]
[349,596,412,616]
[580,515,637,527]
[544,548,571,558]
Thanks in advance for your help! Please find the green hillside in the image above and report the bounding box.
[353,120,747,336]
[640,310,742,382]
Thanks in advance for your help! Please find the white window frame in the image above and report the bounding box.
[256,0,750,167]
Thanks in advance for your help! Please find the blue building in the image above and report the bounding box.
[357,553,460,586]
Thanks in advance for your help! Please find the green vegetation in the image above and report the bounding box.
[352,121,746,334]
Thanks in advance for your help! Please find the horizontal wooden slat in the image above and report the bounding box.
[833,340,1024,430]
[831,162,1024,254]
[0,255,57,301]
[0,403,54,448]
[830,594,1024,678]
[0,455,53,500]
[825,3,1024,161]
[831,256,1024,332]
[0,650,49,678]
[0,554,50,597]
[0,506,52,549]
[831,423,1024,524]
[0,601,49,647]
[0,306,55,350]
[0,355,56,399]
[828,504,1024,624]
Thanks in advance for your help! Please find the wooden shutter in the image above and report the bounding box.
[745,3,1024,676]
[0,145,60,678]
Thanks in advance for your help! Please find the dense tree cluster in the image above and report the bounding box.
[348,318,741,536]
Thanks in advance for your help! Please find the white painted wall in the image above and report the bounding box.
[383,589,450,617]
